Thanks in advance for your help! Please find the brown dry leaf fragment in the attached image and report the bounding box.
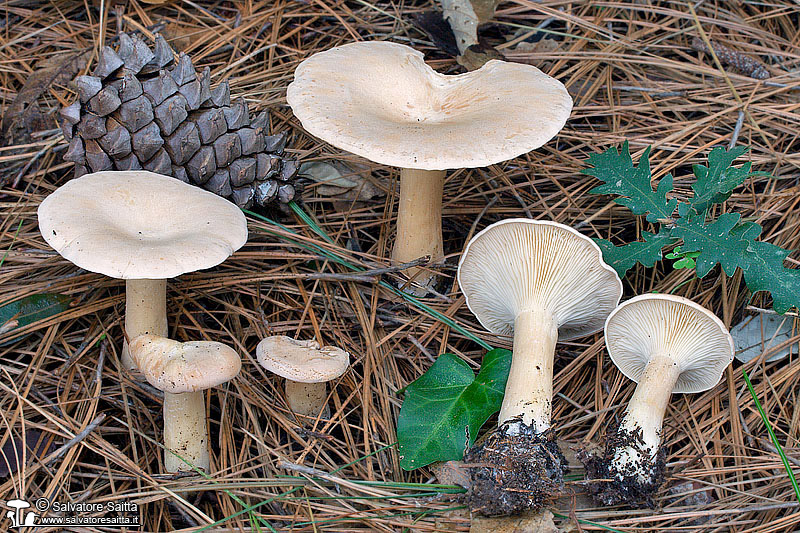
[509,39,560,68]
[470,510,561,533]
[431,460,472,489]
[0,430,55,477]
[301,161,385,202]
[161,23,193,53]
[1,51,90,145]
[457,43,506,71]
[412,11,460,57]
[440,0,500,54]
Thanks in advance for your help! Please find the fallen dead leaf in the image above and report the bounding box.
[300,160,385,203]
[440,0,500,54]
[1,50,90,146]
[471,510,561,533]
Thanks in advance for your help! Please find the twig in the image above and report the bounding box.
[42,413,106,466]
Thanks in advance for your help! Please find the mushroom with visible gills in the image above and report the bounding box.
[457,219,622,515]
[37,170,248,374]
[287,42,572,292]
[256,336,349,420]
[583,294,734,505]
[129,334,241,472]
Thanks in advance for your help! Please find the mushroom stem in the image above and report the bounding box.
[612,354,680,478]
[499,309,558,431]
[122,279,167,372]
[392,168,445,289]
[285,380,329,419]
[163,391,210,473]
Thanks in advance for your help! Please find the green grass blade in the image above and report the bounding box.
[743,368,800,503]
[551,512,627,532]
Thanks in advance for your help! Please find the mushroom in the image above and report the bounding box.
[457,218,621,515]
[256,336,349,420]
[287,42,572,291]
[37,171,248,374]
[129,334,241,472]
[588,294,733,504]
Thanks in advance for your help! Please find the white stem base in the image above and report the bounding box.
[286,380,330,420]
[611,354,680,482]
[122,279,167,373]
[164,391,210,473]
[499,309,558,432]
[392,168,445,293]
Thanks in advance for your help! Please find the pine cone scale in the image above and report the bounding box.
[63,32,299,208]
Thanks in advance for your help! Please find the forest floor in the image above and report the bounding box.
[1,1,799,531]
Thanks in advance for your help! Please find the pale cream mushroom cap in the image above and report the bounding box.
[38,171,248,279]
[604,294,734,394]
[286,41,573,170]
[129,334,242,394]
[256,336,350,383]
[458,219,622,341]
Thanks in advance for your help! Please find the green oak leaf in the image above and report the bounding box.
[673,212,751,277]
[691,146,752,213]
[583,142,677,223]
[0,293,73,335]
[742,240,800,314]
[594,228,676,278]
[396,348,511,470]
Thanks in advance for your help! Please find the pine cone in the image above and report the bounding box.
[60,33,299,209]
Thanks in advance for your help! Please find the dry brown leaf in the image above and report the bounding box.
[509,39,560,68]
[1,50,89,145]
[470,510,562,533]
[457,43,505,71]
[440,0,500,54]
[161,22,193,52]
[301,161,385,203]
[431,460,472,488]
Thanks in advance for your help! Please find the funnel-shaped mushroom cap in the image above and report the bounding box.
[256,336,350,383]
[130,335,241,393]
[38,171,247,279]
[604,294,734,393]
[287,41,572,170]
[458,219,622,340]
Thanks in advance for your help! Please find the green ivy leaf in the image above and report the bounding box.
[594,228,676,278]
[0,294,73,335]
[690,146,752,213]
[583,142,677,223]
[396,349,511,470]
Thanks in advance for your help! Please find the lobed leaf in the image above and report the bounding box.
[673,211,751,277]
[396,349,511,470]
[594,228,676,278]
[690,145,752,213]
[583,142,677,223]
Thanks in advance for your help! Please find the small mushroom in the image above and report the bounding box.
[287,42,572,292]
[130,334,241,472]
[256,336,349,420]
[587,294,733,504]
[457,219,621,515]
[37,171,247,374]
